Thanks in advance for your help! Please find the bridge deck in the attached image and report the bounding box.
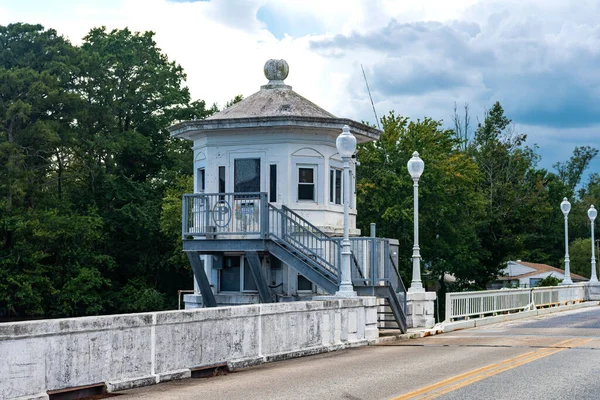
[117,305,600,400]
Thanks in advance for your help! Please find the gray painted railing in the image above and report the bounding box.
[182,192,266,238]
[182,192,404,299]
[268,204,341,280]
[332,237,407,314]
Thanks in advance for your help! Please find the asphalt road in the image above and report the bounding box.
[119,306,600,400]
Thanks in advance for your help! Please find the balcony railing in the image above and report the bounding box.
[182,192,405,295]
[182,192,267,238]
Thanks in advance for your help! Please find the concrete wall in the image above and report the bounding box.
[0,297,378,400]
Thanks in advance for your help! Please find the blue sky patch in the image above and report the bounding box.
[257,4,322,39]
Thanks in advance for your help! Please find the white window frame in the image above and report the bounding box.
[329,167,343,205]
[233,157,261,193]
[228,151,266,193]
[297,273,314,293]
[218,256,241,293]
[194,152,206,194]
[296,164,317,202]
[197,167,206,193]
[218,255,258,293]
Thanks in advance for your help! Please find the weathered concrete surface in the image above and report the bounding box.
[585,282,600,300]
[115,306,600,400]
[0,298,377,400]
[406,291,436,328]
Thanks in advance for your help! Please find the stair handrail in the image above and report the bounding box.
[268,204,341,278]
[351,253,368,285]
[388,251,407,295]
[280,205,331,239]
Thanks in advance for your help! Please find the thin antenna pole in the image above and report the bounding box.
[361,64,380,129]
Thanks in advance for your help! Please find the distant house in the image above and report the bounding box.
[490,260,588,289]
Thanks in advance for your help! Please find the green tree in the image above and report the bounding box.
[72,26,210,312]
[469,102,559,275]
[0,23,214,318]
[567,238,594,279]
[225,94,244,108]
[0,23,91,317]
[554,146,598,194]
[357,112,487,289]
[536,275,561,287]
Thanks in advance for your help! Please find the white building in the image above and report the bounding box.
[169,59,409,331]
[491,260,588,288]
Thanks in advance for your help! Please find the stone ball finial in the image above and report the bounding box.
[264,59,289,82]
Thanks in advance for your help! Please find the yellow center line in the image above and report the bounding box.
[392,337,591,400]
[420,339,593,400]
[392,338,578,400]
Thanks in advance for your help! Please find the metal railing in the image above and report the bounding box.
[333,238,400,286]
[445,285,586,322]
[181,192,404,299]
[532,285,585,307]
[269,204,340,280]
[182,192,267,238]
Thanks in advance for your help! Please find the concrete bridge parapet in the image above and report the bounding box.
[0,297,378,399]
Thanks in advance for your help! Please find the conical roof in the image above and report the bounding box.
[169,59,381,142]
[207,86,336,120]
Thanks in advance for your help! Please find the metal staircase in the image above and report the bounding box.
[182,192,407,333]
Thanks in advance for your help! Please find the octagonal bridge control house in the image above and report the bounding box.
[169,59,407,332]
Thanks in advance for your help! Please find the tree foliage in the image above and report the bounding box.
[358,102,598,292]
[357,113,487,289]
[0,23,214,318]
[554,146,598,194]
[1,22,598,318]
[536,275,561,287]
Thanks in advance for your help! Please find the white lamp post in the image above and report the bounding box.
[589,205,598,283]
[560,197,573,285]
[335,125,357,297]
[407,151,425,293]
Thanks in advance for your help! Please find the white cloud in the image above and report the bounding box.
[1,0,599,172]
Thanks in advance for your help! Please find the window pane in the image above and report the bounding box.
[219,166,226,193]
[329,170,334,203]
[298,275,312,291]
[298,184,315,200]
[270,164,277,202]
[197,168,205,192]
[235,158,260,193]
[299,168,314,183]
[220,256,240,292]
[243,260,258,291]
[335,170,342,204]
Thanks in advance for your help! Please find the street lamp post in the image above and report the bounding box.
[560,198,573,285]
[335,125,357,297]
[589,205,598,284]
[407,151,425,293]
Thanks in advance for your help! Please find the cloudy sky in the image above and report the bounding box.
[1,0,599,177]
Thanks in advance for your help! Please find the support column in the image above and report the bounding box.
[185,251,217,308]
[246,251,274,303]
[406,292,436,328]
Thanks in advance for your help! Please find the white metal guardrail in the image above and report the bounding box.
[445,285,586,322]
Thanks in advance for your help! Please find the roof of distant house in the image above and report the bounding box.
[498,260,588,281]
